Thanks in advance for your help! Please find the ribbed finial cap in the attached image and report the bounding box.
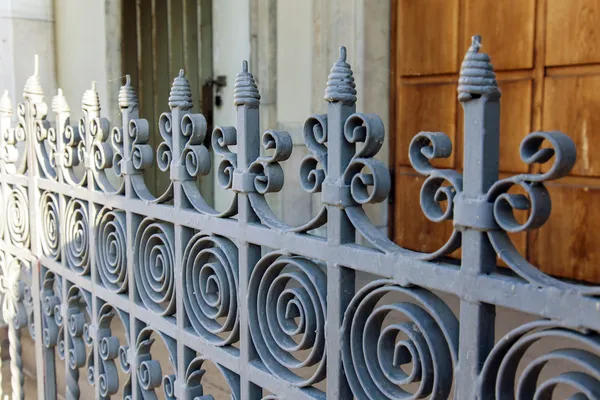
[51,89,70,113]
[458,35,500,101]
[118,75,138,110]
[168,70,193,110]
[24,55,44,98]
[324,46,357,105]
[234,61,260,107]
[82,82,101,113]
[0,91,13,115]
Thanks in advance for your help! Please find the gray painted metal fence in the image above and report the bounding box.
[0,35,599,399]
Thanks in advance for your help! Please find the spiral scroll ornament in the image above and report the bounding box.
[182,233,239,346]
[94,305,132,398]
[135,328,177,400]
[407,131,463,258]
[39,191,60,260]
[184,357,240,399]
[480,320,600,399]
[342,113,390,205]
[65,286,91,400]
[134,219,176,316]
[248,130,293,194]
[341,280,459,399]
[65,199,90,274]
[6,186,30,248]
[248,252,327,387]
[41,271,62,351]
[96,208,128,293]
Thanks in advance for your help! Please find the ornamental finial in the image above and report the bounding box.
[233,60,260,107]
[168,69,193,110]
[24,55,44,98]
[324,46,357,105]
[118,75,139,110]
[0,90,13,115]
[82,81,101,113]
[458,35,500,102]
[51,88,70,114]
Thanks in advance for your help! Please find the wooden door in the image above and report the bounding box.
[391,0,600,283]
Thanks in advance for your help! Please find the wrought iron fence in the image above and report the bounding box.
[0,35,598,399]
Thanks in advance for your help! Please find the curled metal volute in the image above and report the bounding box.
[341,280,458,399]
[409,131,453,176]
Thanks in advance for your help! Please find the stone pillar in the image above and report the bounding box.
[0,0,57,105]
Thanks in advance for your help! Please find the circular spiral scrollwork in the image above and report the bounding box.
[39,191,60,260]
[64,199,90,274]
[248,252,327,387]
[480,320,600,399]
[341,280,459,399]
[134,219,175,316]
[6,186,29,248]
[183,232,239,346]
[96,208,127,293]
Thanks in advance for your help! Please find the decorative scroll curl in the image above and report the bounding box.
[480,320,600,399]
[64,285,92,400]
[485,131,600,295]
[341,280,459,399]
[6,186,30,248]
[248,252,327,387]
[134,219,175,316]
[39,191,60,260]
[184,357,240,399]
[248,115,328,233]
[64,198,90,275]
[135,328,177,400]
[90,304,131,398]
[95,207,128,293]
[41,271,62,351]
[182,232,239,346]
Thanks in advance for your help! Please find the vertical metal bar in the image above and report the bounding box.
[21,56,46,400]
[455,36,500,399]
[324,47,356,400]
[234,62,262,399]
[122,82,140,400]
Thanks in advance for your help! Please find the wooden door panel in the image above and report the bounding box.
[392,0,600,283]
[395,83,457,168]
[529,179,600,283]
[543,74,600,177]
[497,79,533,172]
[463,0,536,70]
[546,0,600,66]
[397,0,459,75]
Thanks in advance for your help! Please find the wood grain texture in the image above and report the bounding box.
[546,0,600,66]
[395,83,457,168]
[543,74,600,177]
[529,180,600,283]
[463,0,536,70]
[397,0,459,75]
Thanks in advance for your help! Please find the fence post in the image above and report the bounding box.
[455,35,501,398]
[324,46,356,399]
[233,60,263,399]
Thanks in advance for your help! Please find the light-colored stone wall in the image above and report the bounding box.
[54,0,121,123]
[0,0,56,108]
